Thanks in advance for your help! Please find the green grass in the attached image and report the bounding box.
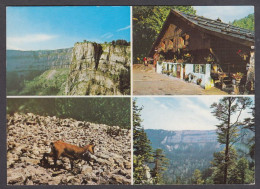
[19,68,69,95]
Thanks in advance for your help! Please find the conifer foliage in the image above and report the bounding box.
[151,149,169,184]
[133,99,169,184]
[133,99,153,184]
[210,97,253,184]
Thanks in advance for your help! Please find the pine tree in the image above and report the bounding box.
[210,97,252,184]
[133,99,152,162]
[229,157,254,184]
[133,99,153,184]
[211,147,238,184]
[243,107,255,160]
[151,148,169,184]
[192,169,204,184]
[236,157,249,183]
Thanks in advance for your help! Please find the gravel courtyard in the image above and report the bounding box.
[133,64,228,95]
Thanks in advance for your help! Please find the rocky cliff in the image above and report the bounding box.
[65,42,131,95]
[7,113,131,185]
[7,48,72,72]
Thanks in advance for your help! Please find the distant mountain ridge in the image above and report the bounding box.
[145,128,252,184]
[145,129,219,150]
[6,41,131,95]
[7,48,73,72]
[161,130,217,143]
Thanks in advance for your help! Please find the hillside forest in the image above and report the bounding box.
[7,98,130,129]
[133,97,255,184]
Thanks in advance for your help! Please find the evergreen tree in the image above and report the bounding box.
[192,169,204,184]
[133,99,153,184]
[175,176,182,184]
[211,147,238,184]
[235,158,249,183]
[243,107,255,160]
[133,155,146,184]
[210,97,252,184]
[151,148,169,184]
[133,99,152,162]
[229,157,254,184]
[7,98,130,128]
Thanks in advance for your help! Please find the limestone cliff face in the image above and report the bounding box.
[7,48,72,73]
[65,42,130,95]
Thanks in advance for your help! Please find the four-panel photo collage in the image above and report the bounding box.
[6,6,255,185]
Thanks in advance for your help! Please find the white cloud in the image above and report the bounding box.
[196,96,222,108]
[7,34,57,50]
[8,34,56,43]
[6,44,24,51]
[137,97,217,131]
[137,97,249,131]
[117,25,130,32]
[194,6,254,23]
[137,97,254,131]
[101,32,113,39]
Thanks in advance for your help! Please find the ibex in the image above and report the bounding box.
[41,140,95,170]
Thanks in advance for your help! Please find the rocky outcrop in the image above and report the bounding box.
[7,48,73,73]
[7,113,131,185]
[65,42,131,95]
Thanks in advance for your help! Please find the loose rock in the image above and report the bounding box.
[7,113,131,185]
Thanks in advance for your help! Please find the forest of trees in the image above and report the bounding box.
[191,97,255,184]
[232,13,254,31]
[134,97,255,185]
[133,99,169,184]
[133,6,196,64]
[7,98,130,129]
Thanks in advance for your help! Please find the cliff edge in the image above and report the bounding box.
[65,42,130,95]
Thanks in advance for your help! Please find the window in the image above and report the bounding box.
[200,65,205,74]
[193,64,206,74]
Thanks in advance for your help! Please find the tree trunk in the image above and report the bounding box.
[224,98,231,184]
[246,50,255,93]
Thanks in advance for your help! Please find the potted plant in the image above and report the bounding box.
[197,78,202,85]
[232,72,244,84]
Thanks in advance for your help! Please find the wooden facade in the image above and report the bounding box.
[149,10,255,93]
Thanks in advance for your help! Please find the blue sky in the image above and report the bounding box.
[7,6,130,50]
[194,6,254,23]
[7,6,254,50]
[135,97,254,131]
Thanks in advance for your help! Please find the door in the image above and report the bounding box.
[183,64,185,79]
[177,64,181,78]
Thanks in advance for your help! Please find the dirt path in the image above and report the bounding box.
[133,64,228,95]
[47,70,57,79]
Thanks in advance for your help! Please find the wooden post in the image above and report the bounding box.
[246,46,255,93]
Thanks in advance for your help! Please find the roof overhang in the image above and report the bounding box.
[149,9,255,57]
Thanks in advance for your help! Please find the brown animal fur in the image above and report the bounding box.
[41,140,95,170]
